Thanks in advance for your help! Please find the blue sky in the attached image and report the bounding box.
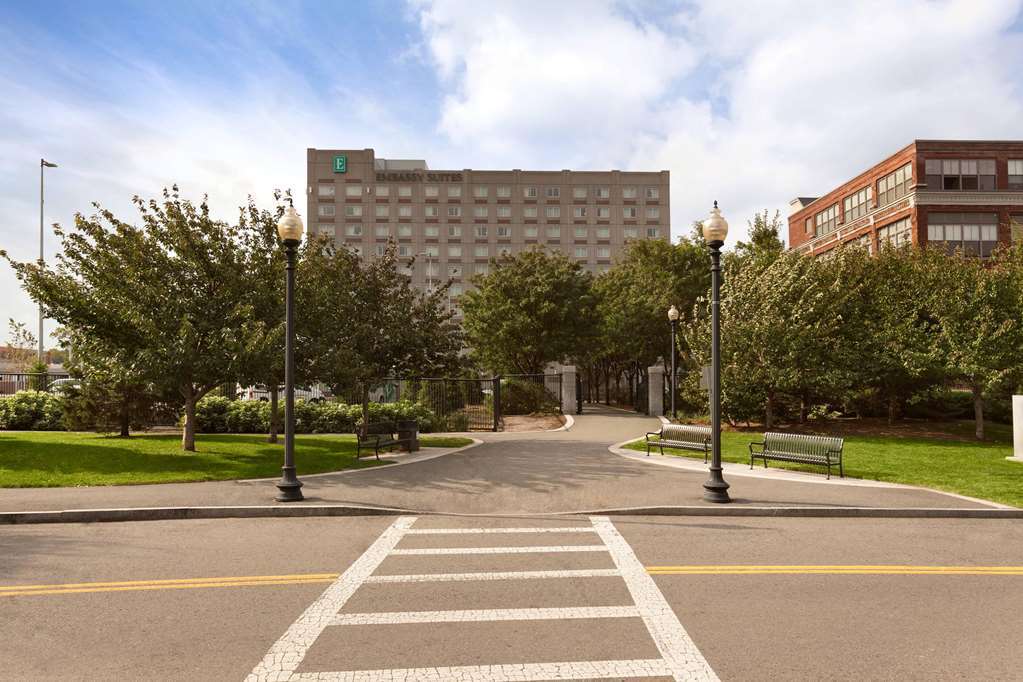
[2,0,1023,346]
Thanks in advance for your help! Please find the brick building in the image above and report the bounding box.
[307,148,670,316]
[788,140,1023,257]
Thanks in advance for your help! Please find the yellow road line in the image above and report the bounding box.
[0,573,339,597]
[646,565,1023,575]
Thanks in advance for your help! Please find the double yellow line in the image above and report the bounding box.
[647,565,1023,576]
[0,573,338,598]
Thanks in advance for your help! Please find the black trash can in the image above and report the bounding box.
[396,419,420,452]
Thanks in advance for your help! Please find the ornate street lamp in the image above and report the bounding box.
[667,304,680,420]
[39,159,58,363]
[275,204,304,502]
[701,202,731,503]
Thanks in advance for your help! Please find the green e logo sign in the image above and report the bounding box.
[333,155,347,173]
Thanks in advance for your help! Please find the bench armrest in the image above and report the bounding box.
[748,441,765,453]
[645,431,662,441]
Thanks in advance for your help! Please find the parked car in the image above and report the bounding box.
[238,384,333,403]
[46,378,81,394]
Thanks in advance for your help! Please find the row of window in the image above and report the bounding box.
[316,224,660,240]
[345,243,616,261]
[317,184,661,200]
[924,159,996,191]
[926,212,999,257]
[809,162,914,237]
[316,203,660,220]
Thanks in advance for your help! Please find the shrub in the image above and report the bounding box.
[0,391,65,430]
[501,379,560,415]
[190,397,443,433]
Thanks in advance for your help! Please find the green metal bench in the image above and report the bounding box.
[356,421,414,461]
[749,432,845,479]
[645,424,712,462]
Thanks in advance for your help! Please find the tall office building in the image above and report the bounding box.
[307,148,670,315]
[789,140,1023,257]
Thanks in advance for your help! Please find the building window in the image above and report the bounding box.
[473,206,488,218]
[544,206,561,218]
[625,227,638,239]
[814,203,839,236]
[425,205,439,217]
[595,187,610,199]
[424,245,439,257]
[397,225,412,238]
[374,244,386,256]
[398,185,412,197]
[427,186,441,198]
[448,225,462,238]
[317,184,335,197]
[843,186,872,222]
[924,159,994,191]
[855,234,873,255]
[345,185,362,197]
[398,205,413,218]
[545,186,560,198]
[448,245,462,258]
[574,226,587,238]
[474,245,489,257]
[497,225,512,238]
[646,207,660,219]
[350,244,363,256]
[573,186,587,199]
[877,163,913,206]
[449,284,462,297]
[448,264,462,277]
[425,225,439,238]
[447,206,462,217]
[375,205,389,217]
[597,207,610,218]
[397,245,410,257]
[646,187,660,200]
[547,226,561,238]
[318,204,336,217]
[318,225,335,238]
[622,186,637,199]
[473,185,488,198]
[573,206,587,218]
[622,207,637,219]
[524,206,538,218]
[475,225,488,238]
[805,218,813,234]
[878,217,912,250]
[1008,160,1023,189]
[447,185,462,198]
[497,206,512,218]
[375,225,389,237]
[927,212,998,257]
[597,227,610,239]
[646,228,659,238]
[375,185,390,197]
[524,226,538,238]
[598,246,611,258]
[345,224,363,236]
[575,247,588,258]
[345,205,362,217]
[525,186,538,198]
[475,262,490,275]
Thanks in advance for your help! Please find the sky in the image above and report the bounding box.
[2,0,1023,346]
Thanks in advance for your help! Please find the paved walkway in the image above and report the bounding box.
[0,405,997,513]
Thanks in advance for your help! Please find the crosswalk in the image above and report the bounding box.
[246,516,717,682]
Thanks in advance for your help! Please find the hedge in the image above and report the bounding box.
[0,391,65,430]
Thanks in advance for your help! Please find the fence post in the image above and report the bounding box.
[560,365,576,416]
[492,376,502,432]
[647,365,664,417]
[1011,395,1023,463]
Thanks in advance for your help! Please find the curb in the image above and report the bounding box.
[2,504,1021,525]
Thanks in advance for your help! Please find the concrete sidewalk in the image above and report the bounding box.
[0,406,1008,517]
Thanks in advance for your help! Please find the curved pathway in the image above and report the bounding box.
[0,405,1000,514]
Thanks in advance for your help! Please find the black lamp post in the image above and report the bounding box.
[275,205,304,502]
[667,304,680,420]
[701,201,731,504]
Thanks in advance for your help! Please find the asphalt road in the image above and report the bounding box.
[2,514,1021,681]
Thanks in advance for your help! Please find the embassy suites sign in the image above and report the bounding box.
[375,171,464,182]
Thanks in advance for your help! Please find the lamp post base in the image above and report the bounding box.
[275,467,304,502]
[702,475,731,504]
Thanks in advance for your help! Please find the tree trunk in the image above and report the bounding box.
[119,391,130,438]
[887,396,897,426]
[765,394,774,430]
[182,395,197,451]
[268,386,279,444]
[604,370,610,406]
[799,395,807,424]
[973,387,984,441]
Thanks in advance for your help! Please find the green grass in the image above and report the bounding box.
[625,423,1023,508]
[0,432,473,488]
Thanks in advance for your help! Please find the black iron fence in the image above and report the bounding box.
[0,372,72,395]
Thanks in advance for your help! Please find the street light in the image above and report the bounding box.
[275,204,304,502]
[39,159,58,363]
[701,201,731,503]
[667,304,680,420]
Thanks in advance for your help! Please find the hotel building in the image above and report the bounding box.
[788,140,1023,257]
[307,148,670,314]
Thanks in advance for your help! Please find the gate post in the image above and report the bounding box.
[647,365,665,417]
[560,365,577,416]
[492,376,502,432]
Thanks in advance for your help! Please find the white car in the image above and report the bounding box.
[238,384,333,403]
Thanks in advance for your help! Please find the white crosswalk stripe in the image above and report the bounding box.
[364,568,621,583]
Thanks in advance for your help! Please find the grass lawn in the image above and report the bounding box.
[625,421,1023,508]
[0,432,473,488]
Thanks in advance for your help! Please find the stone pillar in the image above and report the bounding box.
[560,365,577,416]
[1010,396,1023,463]
[648,365,664,417]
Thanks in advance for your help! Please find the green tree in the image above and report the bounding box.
[731,209,785,263]
[4,187,269,451]
[462,249,598,374]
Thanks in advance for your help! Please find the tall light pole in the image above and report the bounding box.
[667,304,680,420]
[701,201,731,503]
[39,159,58,363]
[275,204,304,502]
